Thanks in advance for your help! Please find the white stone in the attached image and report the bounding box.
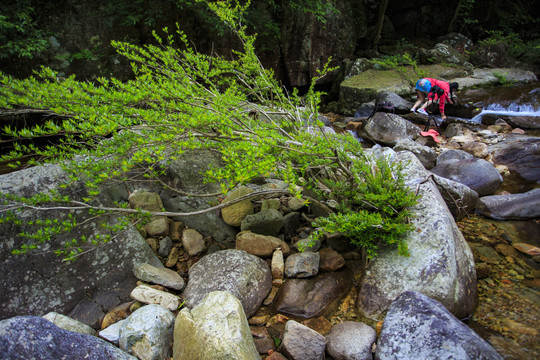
[130,285,179,311]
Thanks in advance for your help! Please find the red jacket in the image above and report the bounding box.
[426,78,451,115]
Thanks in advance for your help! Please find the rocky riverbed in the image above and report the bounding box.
[459,216,540,360]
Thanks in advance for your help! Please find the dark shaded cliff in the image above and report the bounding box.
[1,0,538,87]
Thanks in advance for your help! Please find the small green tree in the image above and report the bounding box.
[0,1,49,59]
[0,0,416,263]
[370,53,428,89]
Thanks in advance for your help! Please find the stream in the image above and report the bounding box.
[424,83,540,359]
[330,82,540,359]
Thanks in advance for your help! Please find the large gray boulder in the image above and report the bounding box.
[431,157,503,196]
[173,291,260,360]
[490,135,540,183]
[0,316,136,360]
[357,151,477,321]
[181,249,272,317]
[476,188,540,220]
[0,165,162,328]
[363,113,420,146]
[375,291,504,360]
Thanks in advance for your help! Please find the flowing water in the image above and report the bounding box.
[463,82,540,125]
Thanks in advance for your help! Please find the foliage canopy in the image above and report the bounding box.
[0,0,416,262]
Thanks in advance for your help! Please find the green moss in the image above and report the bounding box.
[341,64,465,94]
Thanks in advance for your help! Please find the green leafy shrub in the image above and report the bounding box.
[369,53,428,89]
[0,0,416,263]
[0,2,49,59]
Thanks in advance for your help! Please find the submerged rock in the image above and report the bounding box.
[476,188,540,220]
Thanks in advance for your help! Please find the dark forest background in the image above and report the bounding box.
[1,0,539,88]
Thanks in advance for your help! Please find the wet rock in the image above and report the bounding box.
[326,321,376,360]
[221,186,255,227]
[476,188,540,220]
[181,228,206,256]
[236,231,290,258]
[431,157,502,196]
[0,316,136,360]
[475,263,491,279]
[173,291,259,360]
[318,248,345,272]
[376,291,504,360]
[181,249,272,317]
[273,271,352,319]
[284,252,320,278]
[490,134,540,182]
[42,312,96,336]
[505,116,540,129]
[394,138,437,169]
[363,113,419,146]
[133,263,185,291]
[358,152,477,321]
[118,304,174,360]
[280,320,326,360]
[130,285,179,311]
[512,243,540,256]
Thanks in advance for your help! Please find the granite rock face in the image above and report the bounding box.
[0,164,162,328]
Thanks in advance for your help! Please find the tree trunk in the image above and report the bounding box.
[372,0,390,51]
